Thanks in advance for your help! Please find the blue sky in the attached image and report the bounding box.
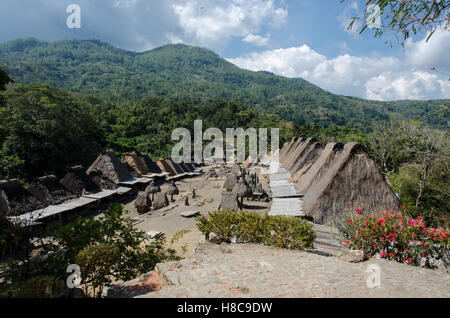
[0,0,449,100]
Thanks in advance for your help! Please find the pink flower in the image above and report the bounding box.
[356,209,362,215]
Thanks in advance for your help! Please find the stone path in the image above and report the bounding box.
[268,167,304,217]
[137,243,449,298]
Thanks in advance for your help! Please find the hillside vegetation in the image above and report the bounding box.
[0,38,448,130]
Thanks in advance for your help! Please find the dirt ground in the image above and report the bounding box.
[122,171,270,258]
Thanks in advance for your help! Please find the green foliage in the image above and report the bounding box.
[343,0,450,46]
[0,84,104,179]
[0,67,13,91]
[197,210,315,250]
[47,203,178,283]
[1,275,62,298]
[76,243,119,296]
[1,39,447,130]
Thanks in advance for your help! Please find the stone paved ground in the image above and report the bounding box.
[137,242,449,298]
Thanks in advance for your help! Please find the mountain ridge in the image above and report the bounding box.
[0,37,448,129]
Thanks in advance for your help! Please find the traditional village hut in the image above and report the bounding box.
[165,159,187,178]
[289,140,322,175]
[123,152,149,176]
[232,179,253,209]
[86,150,133,187]
[122,161,141,178]
[60,166,101,197]
[299,143,400,224]
[0,179,46,215]
[156,159,177,177]
[27,175,76,206]
[142,155,165,176]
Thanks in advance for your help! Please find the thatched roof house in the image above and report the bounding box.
[278,139,400,225]
[156,159,176,176]
[122,161,141,178]
[87,150,133,185]
[60,166,101,196]
[27,175,76,206]
[142,154,165,175]
[122,152,149,176]
[0,179,46,215]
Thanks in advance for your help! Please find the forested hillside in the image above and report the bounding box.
[0,38,448,130]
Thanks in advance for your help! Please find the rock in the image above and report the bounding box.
[153,192,169,209]
[134,191,152,213]
[184,196,189,206]
[181,211,201,218]
[338,250,365,263]
[220,245,233,254]
[219,191,239,211]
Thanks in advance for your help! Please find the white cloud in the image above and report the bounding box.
[243,33,270,46]
[228,31,450,100]
[172,0,287,50]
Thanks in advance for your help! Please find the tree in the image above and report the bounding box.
[1,84,105,179]
[343,0,450,45]
[0,67,13,91]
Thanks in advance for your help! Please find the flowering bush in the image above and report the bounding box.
[335,209,449,269]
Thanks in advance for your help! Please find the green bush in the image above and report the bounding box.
[197,210,315,250]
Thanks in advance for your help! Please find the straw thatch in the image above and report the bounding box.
[280,137,303,165]
[293,142,343,190]
[88,170,117,190]
[123,152,149,176]
[302,142,400,225]
[60,166,101,196]
[0,179,46,215]
[134,191,152,213]
[284,138,318,172]
[0,190,9,217]
[165,159,185,176]
[142,155,164,175]
[156,160,176,176]
[224,174,238,192]
[289,141,322,175]
[122,161,141,178]
[87,150,132,184]
[27,175,76,206]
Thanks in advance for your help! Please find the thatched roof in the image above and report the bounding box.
[123,152,149,176]
[283,138,317,172]
[87,150,132,184]
[301,142,400,224]
[0,179,46,215]
[122,161,141,178]
[142,155,164,174]
[165,159,185,176]
[289,141,322,175]
[60,166,101,196]
[156,160,176,176]
[27,175,76,205]
[88,170,117,190]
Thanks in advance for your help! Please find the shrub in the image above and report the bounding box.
[197,210,315,250]
[335,208,449,268]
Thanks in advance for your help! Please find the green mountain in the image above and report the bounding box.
[0,38,448,130]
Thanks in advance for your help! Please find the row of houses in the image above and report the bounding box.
[0,150,202,226]
[272,137,400,224]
